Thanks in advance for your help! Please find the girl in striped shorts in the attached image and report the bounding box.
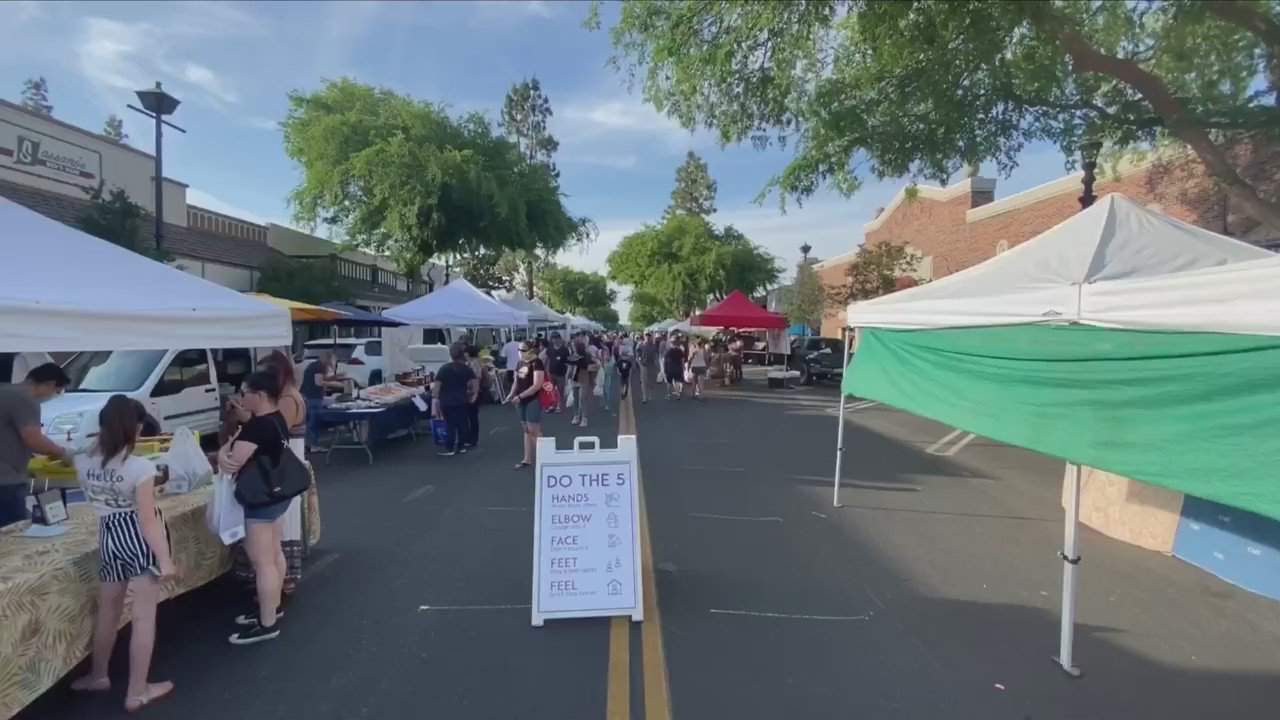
[71,394,177,712]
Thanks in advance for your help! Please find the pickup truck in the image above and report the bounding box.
[789,337,848,385]
[41,347,266,452]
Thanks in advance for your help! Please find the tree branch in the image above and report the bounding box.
[1026,5,1280,234]
[1204,0,1280,104]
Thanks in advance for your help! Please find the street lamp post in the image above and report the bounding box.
[128,82,185,253]
[1078,139,1103,211]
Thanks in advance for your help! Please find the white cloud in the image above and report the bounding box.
[243,116,281,131]
[180,63,239,105]
[187,187,267,225]
[12,0,44,22]
[523,1,554,18]
[559,98,690,144]
[559,153,639,170]
[74,9,263,113]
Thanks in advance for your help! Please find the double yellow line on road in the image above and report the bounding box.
[606,394,672,720]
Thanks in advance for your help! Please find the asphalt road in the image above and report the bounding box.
[20,373,1280,719]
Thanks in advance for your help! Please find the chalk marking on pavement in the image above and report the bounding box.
[401,484,437,503]
[301,552,341,582]
[810,511,828,519]
[865,590,886,610]
[489,426,508,435]
[849,400,880,411]
[417,604,531,612]
[483,506,531,512]
[622,394,673,720]
[708,609,870,621]
[689,512,784,523]
[679,465,746,472]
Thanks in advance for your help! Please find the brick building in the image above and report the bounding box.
[815,149,1280,337]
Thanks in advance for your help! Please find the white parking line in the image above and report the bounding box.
[418,603,531,612]
[708,609,870,621]
[401,484,437,503]
[689,512,784,523]
[484,506,530,512]
[848,400,880,411]
[925,429,976,456]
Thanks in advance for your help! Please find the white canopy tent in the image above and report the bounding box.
[384,278,528,327]
[834,194,1278,677]
[667,319,716,337]
[0,197,291,351]
[496,293,568,325]
[646,319,679,333]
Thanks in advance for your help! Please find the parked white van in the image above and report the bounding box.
[41,348,262,452]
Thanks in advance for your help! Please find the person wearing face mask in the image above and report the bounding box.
[504,342,546,470]
[0,363,71,526]
[218,371,291,645]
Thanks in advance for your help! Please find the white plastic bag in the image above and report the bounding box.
[593,370,605,397]
[205,473,245,545]
[656,368,666,384]
[163,427,213,494]
[565,382,577,408]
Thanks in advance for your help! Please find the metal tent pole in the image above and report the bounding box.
[1054,461,1084,677]
[832,327,853,508]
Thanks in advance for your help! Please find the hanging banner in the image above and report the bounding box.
[531,435,643,627]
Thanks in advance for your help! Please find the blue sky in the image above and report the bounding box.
[3,0,1076,321]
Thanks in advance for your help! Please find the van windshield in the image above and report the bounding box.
[63,350,166,392]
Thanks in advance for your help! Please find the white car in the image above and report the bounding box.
[302,338,385,388]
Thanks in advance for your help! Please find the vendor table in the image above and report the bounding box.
[0,486,322,720]
[315,400,426,464]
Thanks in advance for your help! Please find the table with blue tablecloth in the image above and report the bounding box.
[314,398,429,464]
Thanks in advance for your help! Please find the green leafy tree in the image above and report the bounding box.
[785,260,825,331]
[595,0,1280,232]
[500,76,573,297]
[281,79,590,278]
[103,114,127,143]
[626,288,667,327]
[256,256,354,306]
[538,264,618,323]
[828,243,920,306]
[608,214,780,319]
[20,76,51,115]
[668,150,717,217]
[77,187,171,262]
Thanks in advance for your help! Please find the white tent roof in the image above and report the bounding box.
[1081,255,1280,336]
[385,279,528,327]
[648,319,678,332]
[0,197,292,351]
[496,293,567,324]
[847,194,1273,331]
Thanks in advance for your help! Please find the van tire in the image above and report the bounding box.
[368,370,383,387]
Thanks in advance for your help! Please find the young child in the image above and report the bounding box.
[71,394,176,712]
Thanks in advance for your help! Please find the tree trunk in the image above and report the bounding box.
[524,259,535,299]
[1031,14,1280,235]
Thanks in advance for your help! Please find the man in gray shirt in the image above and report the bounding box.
[1,363,71,526]
[638,333,661,404]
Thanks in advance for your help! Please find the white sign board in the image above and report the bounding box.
[0,119,103,189]
[532,435,643,627]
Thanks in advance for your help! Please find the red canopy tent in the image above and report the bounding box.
[693,290,788,329]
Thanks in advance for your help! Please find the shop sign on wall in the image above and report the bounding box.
[0,119,102,189]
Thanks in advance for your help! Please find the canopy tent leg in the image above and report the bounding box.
[832,328,853,508]
[1054,462,1084,677]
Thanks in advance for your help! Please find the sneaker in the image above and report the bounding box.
[235,608,284,626]
[579,419,588,428]
[438,450,457,457]
[570,417,580,426]
[458,447,469,455]
[229,622,280,645]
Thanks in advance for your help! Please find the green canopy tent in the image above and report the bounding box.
[833,194,1280,676]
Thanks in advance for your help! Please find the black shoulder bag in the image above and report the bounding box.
[234,417,312,508]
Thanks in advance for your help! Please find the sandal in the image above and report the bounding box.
[125,681,174,713]
[513,461,532,470]
[71,675,111,693]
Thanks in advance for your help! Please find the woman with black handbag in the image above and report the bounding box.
[218,370,305,645]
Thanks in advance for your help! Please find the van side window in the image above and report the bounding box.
[364,341,383,357]
[152,350,211,397]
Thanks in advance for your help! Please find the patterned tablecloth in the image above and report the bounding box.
[0,485,322,720]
